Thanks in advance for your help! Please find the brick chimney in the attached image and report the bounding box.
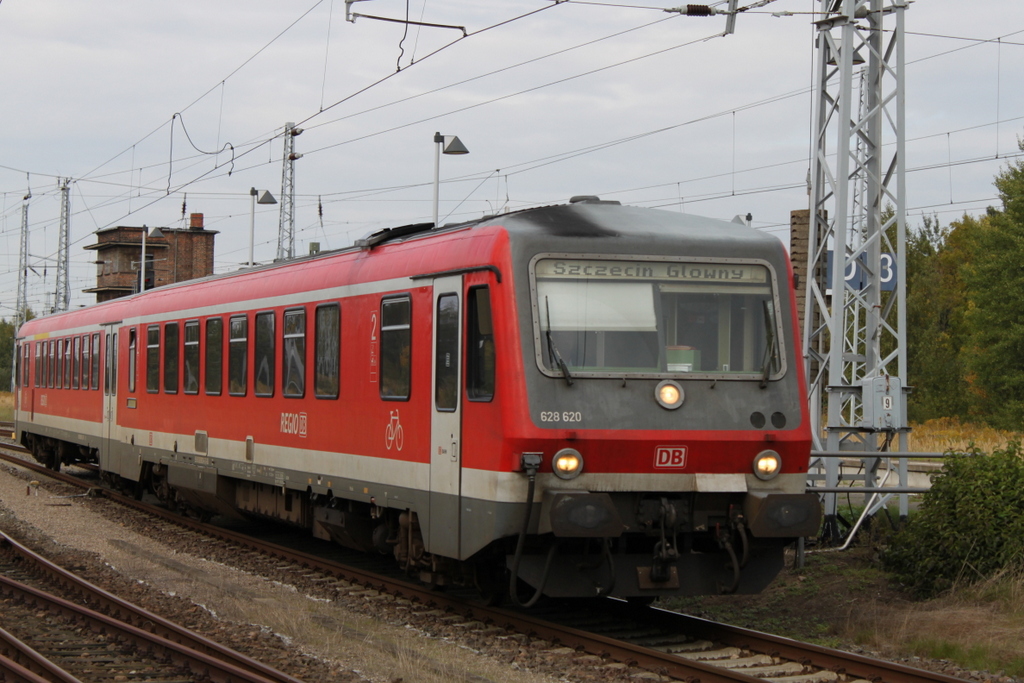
[189,213,204,230]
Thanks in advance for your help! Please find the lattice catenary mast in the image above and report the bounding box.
[803,0,909,541]
[276,123,303,261]
[53,179,72,314]
[11,189,31,390]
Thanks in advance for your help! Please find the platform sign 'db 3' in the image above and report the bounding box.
[655,446,687,468]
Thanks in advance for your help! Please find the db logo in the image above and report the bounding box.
[654,446,687,468]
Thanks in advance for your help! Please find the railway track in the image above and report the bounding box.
[0,444,970,683]
[0,528,305,683]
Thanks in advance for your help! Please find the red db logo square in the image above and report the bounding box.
[655,446,687,468]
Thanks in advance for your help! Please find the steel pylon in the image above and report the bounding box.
[276,123,303,261]
[54,179,71,314]
[803,0,910,541]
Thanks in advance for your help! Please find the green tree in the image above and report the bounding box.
[905,214,976,421]
[0,317,13,390]
[0,310,36,390]
[959,143,1024,428]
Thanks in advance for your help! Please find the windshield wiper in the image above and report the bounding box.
[545,296,573,386]
[760,300,778,389]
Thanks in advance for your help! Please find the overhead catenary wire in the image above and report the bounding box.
[4,10,1022,308]
[16,11,1015,210]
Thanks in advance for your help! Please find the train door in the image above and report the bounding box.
[429,275,463,558]
[100,325,119,471]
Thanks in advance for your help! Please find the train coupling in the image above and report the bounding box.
[650,497,681,584]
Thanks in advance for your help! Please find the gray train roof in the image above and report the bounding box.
[491,201,784,261]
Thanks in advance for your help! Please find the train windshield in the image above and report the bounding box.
[532,257,783,379]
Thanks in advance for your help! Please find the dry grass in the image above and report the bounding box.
[0,392,12,422]
[907,417,1022,454]
[841,572,1024,676]
[844,416,1024,675]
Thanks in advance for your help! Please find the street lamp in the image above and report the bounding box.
[249,188,278,267]
[432,132,469,228]
[140,225,164,293]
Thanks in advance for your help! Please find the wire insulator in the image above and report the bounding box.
[686,4,713,16]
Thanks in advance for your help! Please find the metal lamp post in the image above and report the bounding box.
[432,132,469,228]
[249,188,278,267]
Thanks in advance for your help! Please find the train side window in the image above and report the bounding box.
[146,325,160,393]
[57,339,65,389]
[65,338,73,388]
[254,311,275,397]
[164,322,179,394]
[184,321,200,395]
[81,335,90,389]
[14,343,21,388]
[380,296,411,401]
[91,333,101,390]
[25,343,31,388]
[72,336,81,389]
[229,315,248,396]
[283,309,305,398]
[127,329,137,394]
[49,340,56,388]
[467,286,495,402]
[205,318,223,395]
[314,304,340,399]
[35,342,41,388]
[435,293,459,412]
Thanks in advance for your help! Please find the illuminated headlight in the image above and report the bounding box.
[655,380,684,410]
[552,448,584,480]
[753,450,782,480]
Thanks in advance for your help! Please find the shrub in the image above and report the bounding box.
[882,443,1024,598]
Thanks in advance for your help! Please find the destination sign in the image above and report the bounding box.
[535,259,767,284]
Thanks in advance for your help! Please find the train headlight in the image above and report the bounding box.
[655,380,684,410]
[753,450,782,480]
[552,448,584,480]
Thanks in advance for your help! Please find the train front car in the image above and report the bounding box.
[493,199,820,602]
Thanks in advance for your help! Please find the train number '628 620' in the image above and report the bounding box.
[539,411,582,423]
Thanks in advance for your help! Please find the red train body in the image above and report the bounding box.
[14,199,820,601]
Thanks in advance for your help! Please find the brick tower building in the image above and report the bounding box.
[83,213,218,303]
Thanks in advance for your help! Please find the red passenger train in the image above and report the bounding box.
[14,198,820,603]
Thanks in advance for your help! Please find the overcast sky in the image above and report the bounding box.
[1,0,1021,314]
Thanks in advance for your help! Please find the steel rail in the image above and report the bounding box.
[0,573,284,683]
[0,652,62,683]
[0,446,971,683]
[0,449,770,682]
[611,602,971,683]
[0,530,304,683]
[0,626,81,683]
